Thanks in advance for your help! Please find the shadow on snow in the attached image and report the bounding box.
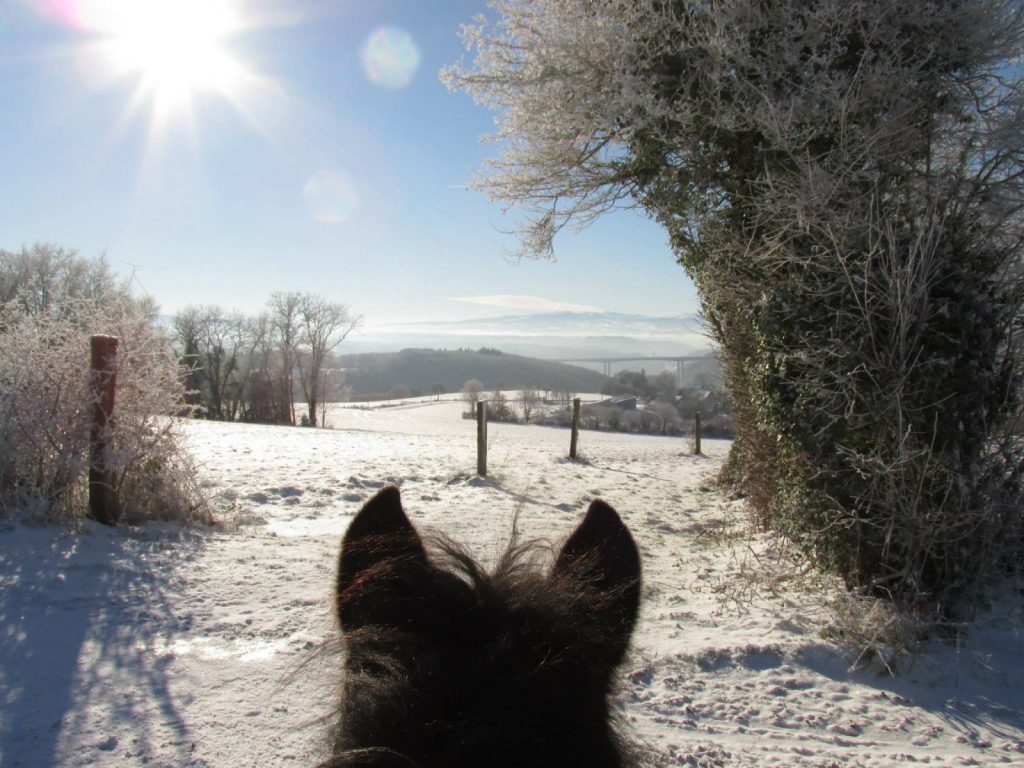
[0,522,203,767]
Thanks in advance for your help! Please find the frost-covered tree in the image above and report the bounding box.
[0,243,121,316]
[445,0,1024,609]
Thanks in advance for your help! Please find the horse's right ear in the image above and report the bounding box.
[553,499,641,663]
[336,485,428,630]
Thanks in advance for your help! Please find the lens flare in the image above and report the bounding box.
[360,26,420,89]
[303,170,359,224]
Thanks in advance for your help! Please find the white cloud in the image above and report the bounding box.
[450,295,604,313]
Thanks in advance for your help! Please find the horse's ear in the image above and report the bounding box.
[553,499,641,661]
[337,485,428,630]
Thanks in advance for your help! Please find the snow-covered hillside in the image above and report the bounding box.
[1,399,1022,766]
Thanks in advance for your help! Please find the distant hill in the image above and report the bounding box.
[336,348,609,399]
[347,311,712,359]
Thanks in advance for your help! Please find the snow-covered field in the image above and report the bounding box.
[2,398,1023,767]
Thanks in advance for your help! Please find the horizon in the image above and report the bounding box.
[345,308,713,357]
[1,0,701,331]
[153,305,714,357]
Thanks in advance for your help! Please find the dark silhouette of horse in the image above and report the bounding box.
[322,485,642,768]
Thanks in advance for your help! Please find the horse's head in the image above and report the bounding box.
[326,485,641,768]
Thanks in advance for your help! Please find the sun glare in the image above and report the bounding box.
[74,0,245,116]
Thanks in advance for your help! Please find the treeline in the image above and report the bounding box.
[171,293,359,427]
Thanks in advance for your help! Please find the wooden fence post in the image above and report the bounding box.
[476,400,488,476]
[694,411,702,456]
[569,397,581,459]
[89,335,120,525]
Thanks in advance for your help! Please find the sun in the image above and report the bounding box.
[75,0,246,117]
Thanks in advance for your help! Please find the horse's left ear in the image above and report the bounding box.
[337,485,429,630]
[553,499,641,661]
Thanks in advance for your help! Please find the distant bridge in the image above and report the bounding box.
[556,356,716,389]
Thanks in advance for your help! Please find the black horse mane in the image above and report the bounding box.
[322,486,642,768]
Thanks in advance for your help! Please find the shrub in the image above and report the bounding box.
[0,246,207,523]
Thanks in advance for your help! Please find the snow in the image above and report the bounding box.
[1,398,1022,767]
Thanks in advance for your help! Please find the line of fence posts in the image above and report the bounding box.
[89,334,120,525]
[474,397,702,475]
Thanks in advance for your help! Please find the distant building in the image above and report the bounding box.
[586,395,638,411]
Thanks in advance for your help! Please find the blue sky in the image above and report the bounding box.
[0,0,700,333]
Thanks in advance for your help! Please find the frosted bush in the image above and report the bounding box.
[0,246,207,523]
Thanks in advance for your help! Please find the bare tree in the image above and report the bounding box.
[269,292,302,425]
[172,306,246,420]
[202,308,247,421]
[242,312,281,423]
[317,367,351,427]
[462,378,484,414]
[519,388,540,423]
[296,295,361,427]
